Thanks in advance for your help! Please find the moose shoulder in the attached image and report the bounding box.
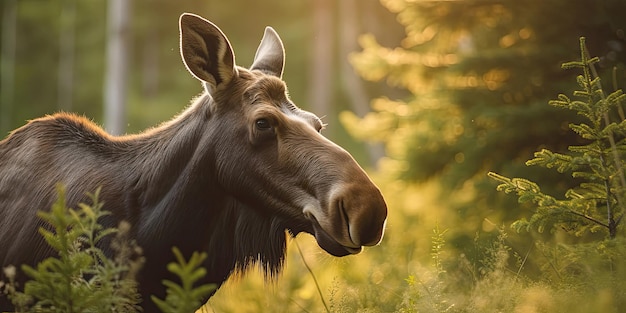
[0,13,387,311]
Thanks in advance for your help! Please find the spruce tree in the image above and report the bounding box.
[489,37,625,240]
[345,0,626,229]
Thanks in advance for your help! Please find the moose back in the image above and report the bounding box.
[0,13,387,311]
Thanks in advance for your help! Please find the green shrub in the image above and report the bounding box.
[2,185,143,312]
[489,37,625,239]
[151,247,216,313]
[488,37,626,310]
[1,186,215,313]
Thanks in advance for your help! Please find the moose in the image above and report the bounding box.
[0,13,387,311]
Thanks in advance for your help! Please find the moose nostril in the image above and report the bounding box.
[339,199,351,235]
[339,199,362,247]
[345,191,387,247]
[360,211,387,246]
[328,182,388,248]
[343,210,386,247]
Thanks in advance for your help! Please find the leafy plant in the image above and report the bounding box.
[2,186,216,313]
[3,185,143,312]
[151,247,216,313]
[489,37,626,239]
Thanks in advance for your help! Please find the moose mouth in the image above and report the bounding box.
[304,212,362,257]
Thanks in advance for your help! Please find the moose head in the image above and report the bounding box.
[177,13,387,256]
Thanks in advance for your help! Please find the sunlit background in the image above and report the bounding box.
[2,0,626,312]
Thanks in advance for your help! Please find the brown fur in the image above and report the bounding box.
[0,14,387,312]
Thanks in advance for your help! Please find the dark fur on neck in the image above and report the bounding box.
[205,197,307,283]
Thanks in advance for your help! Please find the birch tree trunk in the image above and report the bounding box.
[339,0,385,165]
[104,0,130,135]
[309,0,333,125]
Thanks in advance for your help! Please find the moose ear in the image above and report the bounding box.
[250,27,285,78]
[179,13,237,93]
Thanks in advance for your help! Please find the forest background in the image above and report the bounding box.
[1,0,626,312]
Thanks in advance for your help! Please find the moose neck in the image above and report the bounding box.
[130,94,219,244]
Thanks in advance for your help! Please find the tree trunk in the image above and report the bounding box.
[104,0,130,135]
[309,0,334,125]
[1,0,17,135]
[338,0,385,165]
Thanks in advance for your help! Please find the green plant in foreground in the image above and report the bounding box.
[485,37,626,311]
[3,185,143,312]
[2,186,216,313]
[151,247,216,313]
[489,37,626,239]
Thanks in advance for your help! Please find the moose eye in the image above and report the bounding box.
[255,118,272,130]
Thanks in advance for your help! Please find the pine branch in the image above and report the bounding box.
[566,209,609,229]
[491,37,625,239]
[151,247,216,313]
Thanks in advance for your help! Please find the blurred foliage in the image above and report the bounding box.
[343,0,626,254]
